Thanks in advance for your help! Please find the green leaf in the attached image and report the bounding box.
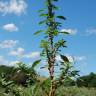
[57,16,66,20]
[40,65,48,69]
[40,40,49,48]
[38,9,45,13]
[53,30,58,36]
[70,70,80,76]
[34,30,43,35]
[38,20,46,25]
[60,68,64,70]
[60,55,69,62]
[55,22,62,27]
[40,49,46,56]
[53,0,58,1]
[39,13,48,17]
[40,67,46,69]
[32,59,41,69]
[59,31,70,35]
[52,5,59,10]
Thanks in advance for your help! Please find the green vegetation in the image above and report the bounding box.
[0,84,96,96]
[76,72,96,87]
[35,0,79,95]
[0,65,96,96]
[0,0,96,96]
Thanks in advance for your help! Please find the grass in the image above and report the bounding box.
[0,86,96,96]
[56,86,96,96]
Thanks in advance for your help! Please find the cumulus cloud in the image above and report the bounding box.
[86,28,96,35]
[0,40,18,48]
[74,56,86,61]
[9,47,25,56]
[3,23,18,32]
[0,0,27,15]
[56,55,61,61]
[0,56,20,66]
[60,28,77,35]
[10,60,20,66]
[24,51,40,59]
[0,56,9,65]
[9,48,40,59]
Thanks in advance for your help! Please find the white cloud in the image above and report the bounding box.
[66,55,86,63]
[74,56,86,61]
[10,60,20,66]
[0,56,20,66]
[0,56,9,66]
[86,28,96,35]
[0,40,18,48]
[61,28,77,35]
[56,55,62,61]
[67,55,74,62]
[9,48,40,59]
[3,23,18,32]
[24,52,40,59]
[9,47,25,56]
[0,0,27,15]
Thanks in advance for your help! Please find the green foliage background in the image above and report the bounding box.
[0,65,96,96]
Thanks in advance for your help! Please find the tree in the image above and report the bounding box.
[76,72,96,87]
[35,0,79,96]
[0,61,41,96]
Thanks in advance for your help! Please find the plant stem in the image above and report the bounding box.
[46,0,56,96]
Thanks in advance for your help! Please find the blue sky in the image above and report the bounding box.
[0,0,96,76]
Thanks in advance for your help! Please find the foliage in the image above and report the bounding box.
[0,0,95,96]
[1,85,96,96]
[35,0,79,95]
[0,65,16,78]
[0,64,96,96]
[0,61,41,96]
[56,86,96,96]
[76,72,96,87]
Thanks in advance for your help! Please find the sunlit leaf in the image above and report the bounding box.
[32,60,41,69]
[38,20,46,25]
[34,30,43,35]
[39,13,48,17]
[52,5,59,10]
[70,70,80,76]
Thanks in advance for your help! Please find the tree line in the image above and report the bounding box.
[0,65,96,88]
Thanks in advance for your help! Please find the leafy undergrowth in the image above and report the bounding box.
[0,86,96,96]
